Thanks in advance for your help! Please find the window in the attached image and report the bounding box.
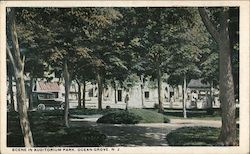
[52,92,59,98]
[144,91,149,99]
[88,88,93,97]
[118,90,122,102]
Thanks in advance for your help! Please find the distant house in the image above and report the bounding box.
[7,76,220,110]
[34,80,79,102]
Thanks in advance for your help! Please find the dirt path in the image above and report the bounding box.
[70,115,221,147]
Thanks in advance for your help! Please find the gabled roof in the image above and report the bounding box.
[188,79,210,88]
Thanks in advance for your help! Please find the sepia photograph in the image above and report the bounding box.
[0,1,249,154]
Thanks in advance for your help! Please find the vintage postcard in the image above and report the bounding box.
[0,1,249,154]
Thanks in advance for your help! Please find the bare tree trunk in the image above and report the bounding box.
[82,80,86,109]
[7,8,34,147]
[199,7,237,145]
[76,79,81,109]
[97,71,102,110]
[28,77,33,110]
[182,75,187,118]
[140,75,145,108]
[8,70,15,111]
[63,60,70,128]
[157,67,164,113]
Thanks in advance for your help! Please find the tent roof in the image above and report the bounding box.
[188,79,210,88]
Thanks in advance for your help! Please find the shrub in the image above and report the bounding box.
[129,109,170,123]
[97,110,142,124]
[206,108,215,115]
[163,117,170,123]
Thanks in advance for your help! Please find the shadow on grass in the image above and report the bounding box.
[166,126,239,146]
[71,121,171,146]
[7,111,106,147]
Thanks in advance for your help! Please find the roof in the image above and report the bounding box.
[187,79,210,88]
[38,81,61,92]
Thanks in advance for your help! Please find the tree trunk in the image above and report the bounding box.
[218,32,236,145]
[82,80,86,109]
[157,67,164,113]
[7,8,34,147]
[97,71,103,110]
[63,60,70,128]
[182,75,187,118]
[140,75,145,108]
[28,77,33,110]
[76,79,81,109]
[199,7,237,145]
[8,71,15,111]
[210,80,214,107]
[113,81,117,104]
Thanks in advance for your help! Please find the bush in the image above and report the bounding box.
[129,109,170,123]
[206,108,215,115]
[164,117,170,123]
[97,110,142,124]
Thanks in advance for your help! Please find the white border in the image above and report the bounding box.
[0,1,249,154]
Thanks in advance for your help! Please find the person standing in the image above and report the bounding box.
[125,93,129,111]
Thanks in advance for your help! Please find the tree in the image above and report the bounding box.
[6,8,34,147]
[17,7,122,123]
[198,7,238,145]
[7,59,15,111]
[132,8,196,113]
[166,9,208,118]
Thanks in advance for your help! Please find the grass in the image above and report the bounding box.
[70,107,239,121]
[129,109,170,123]
[164,110,222,120]
[7,111,106,147]
[145,108,222,120]
[166,126,239,146]
[69,108,123,115]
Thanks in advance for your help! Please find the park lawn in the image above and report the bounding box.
[71,107,237,122]
[129,109,170,123]
[166,126,239,146]
[7,111,106,147]
[145,108,222,121]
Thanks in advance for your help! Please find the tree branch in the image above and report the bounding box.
[198,7,221,44]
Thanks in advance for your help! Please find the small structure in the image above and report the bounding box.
[186,79,218,109]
